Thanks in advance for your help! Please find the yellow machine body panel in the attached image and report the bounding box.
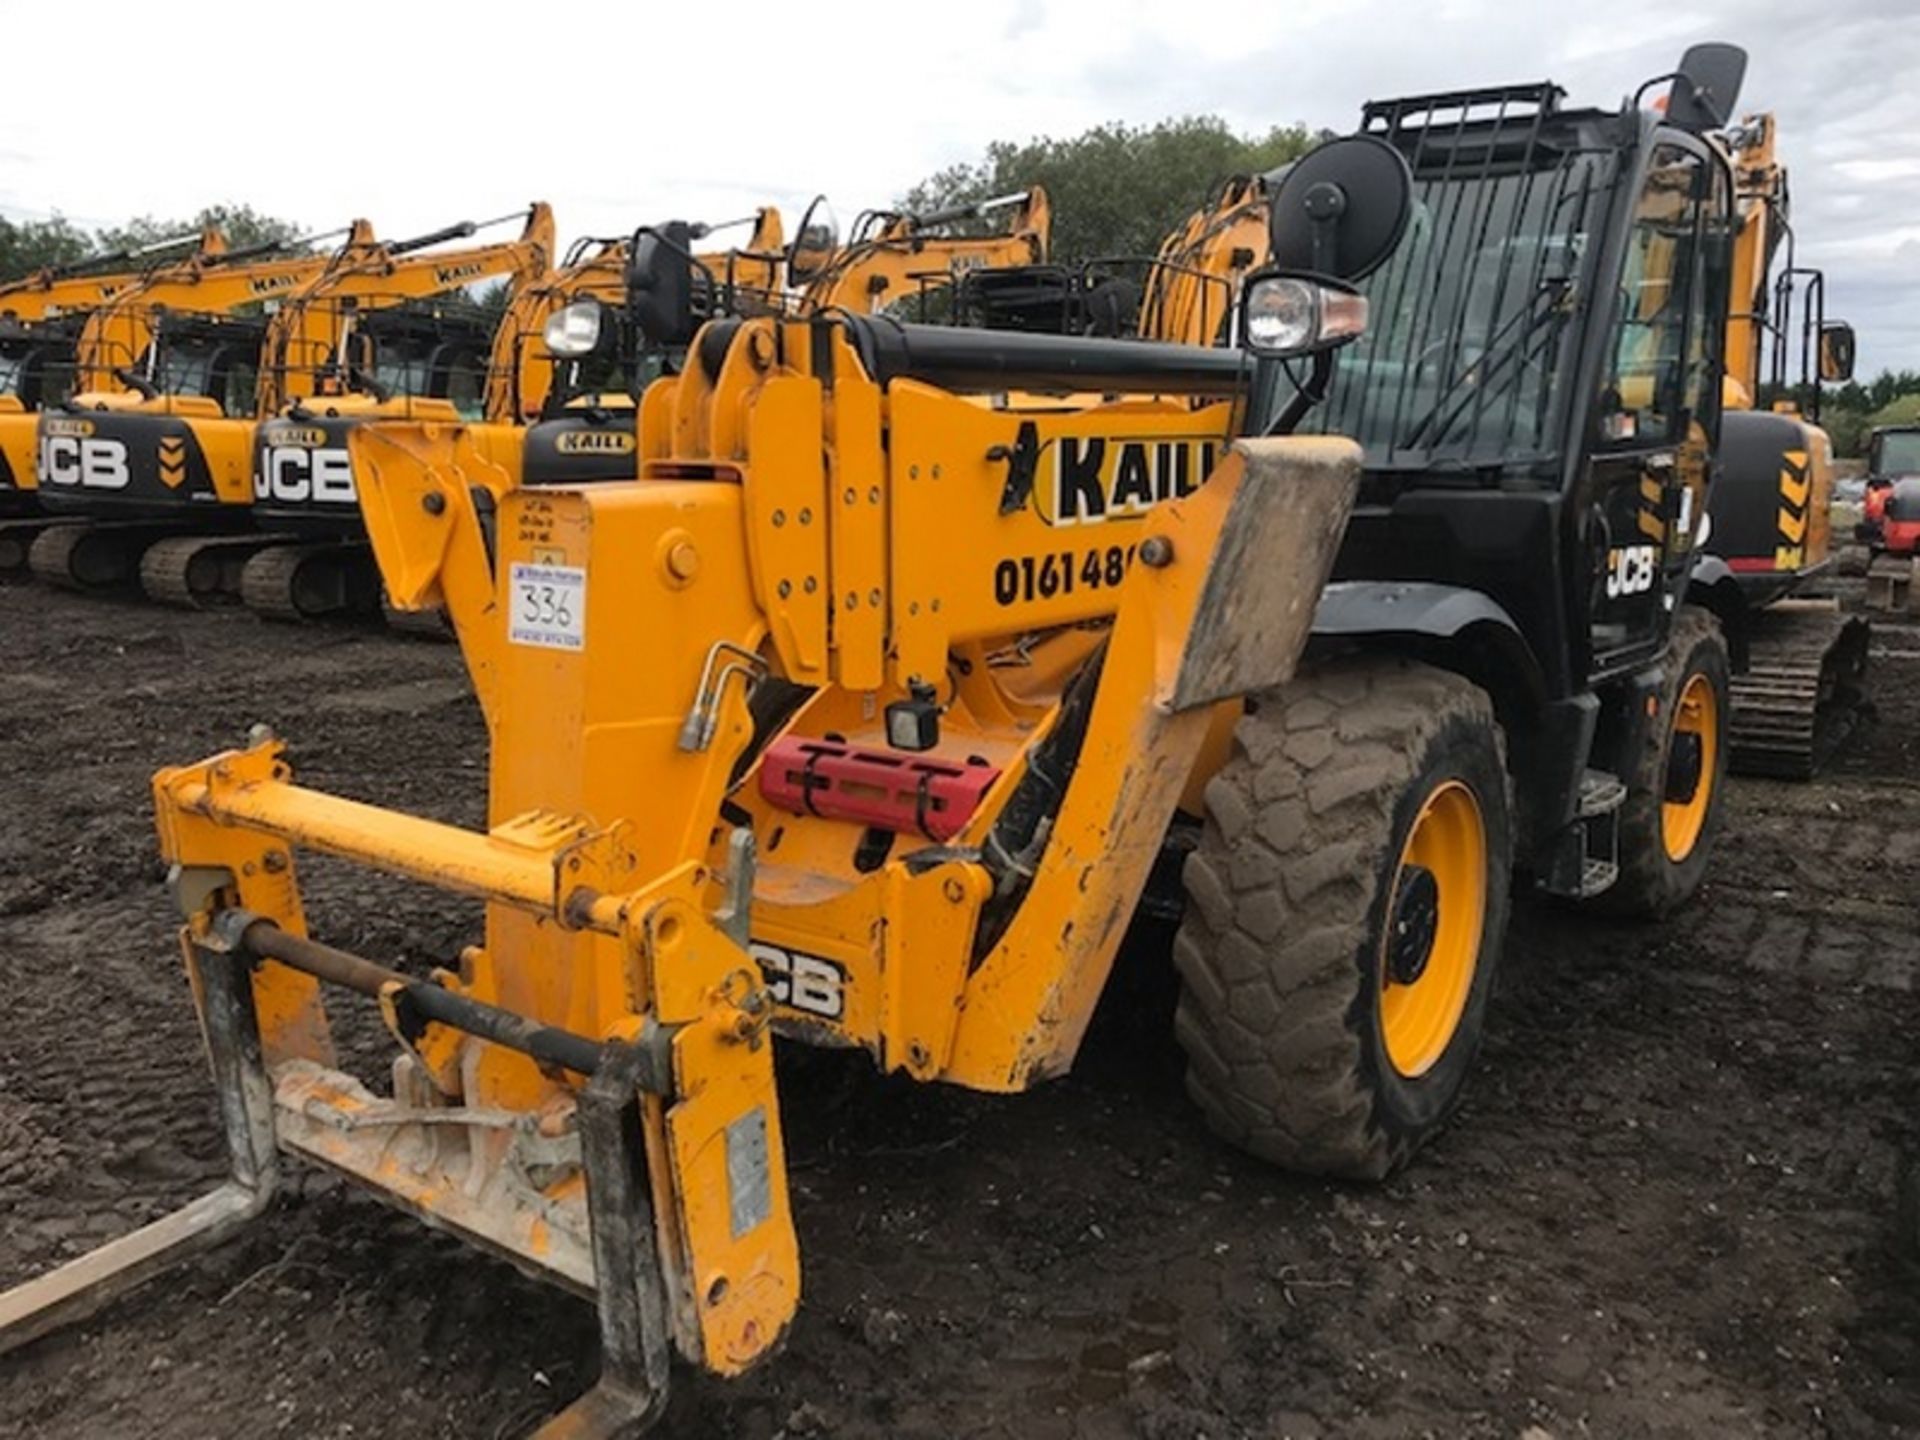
[130,310,1355,1402]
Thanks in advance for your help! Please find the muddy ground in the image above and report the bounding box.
[1,579,1918,1440]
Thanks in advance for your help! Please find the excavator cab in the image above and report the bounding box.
[136,310,267,416]
[0,313,85,412]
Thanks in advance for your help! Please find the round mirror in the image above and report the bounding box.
[787,196,840,283]
[1267,134,1414,283]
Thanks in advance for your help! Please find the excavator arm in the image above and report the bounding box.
[255,204,556,414]
[799,188,1050,314]
[486,207,786,424]
[1138,174,1272,345]
[0,226,216,324]
[70,221,382,394]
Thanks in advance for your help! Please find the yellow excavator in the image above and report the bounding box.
[27,207,555,603]
[518,192,1052,487]
[1140,173,1272,345]
[0,228,352,571]
[1693,111,1866,776]
[0,43,1774,1433]
[234,210,780,619]
[952,175,1268,346]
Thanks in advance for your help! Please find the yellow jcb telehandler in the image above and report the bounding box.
[472,209,789,491]
[3,44,1758,1436]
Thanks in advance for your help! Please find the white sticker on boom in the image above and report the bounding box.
[508,562,586,650]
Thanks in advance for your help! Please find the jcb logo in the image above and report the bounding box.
[1604,543,1658,599]
[255,446,355,504]
[1045,435,1218,526]
[748,941,845,1021]
[555,430,634,455]
[39,434,129,489]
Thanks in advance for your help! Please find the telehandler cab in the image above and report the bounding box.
[2,45,1752,1437]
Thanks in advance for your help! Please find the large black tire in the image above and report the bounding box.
[1594,605,1730,919]
[1173,658,1513,1180]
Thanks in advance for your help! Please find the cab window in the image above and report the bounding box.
[1600,144,1715,445]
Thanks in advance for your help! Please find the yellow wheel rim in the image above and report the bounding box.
[1379,779,1487,1079]
[1661,673,1717,863]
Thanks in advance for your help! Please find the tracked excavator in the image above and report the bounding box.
[1693,112,1866,777]
[0,228,334,571]
[27,207,555,603]
[519,192,1050,487]
[222,206,563,617]
[237,210,786,619]
[952,169,1270,346]
[0,45,1759,1436]
[14,222,385,583]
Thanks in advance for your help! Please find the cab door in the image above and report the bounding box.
[1582,138,1727,675]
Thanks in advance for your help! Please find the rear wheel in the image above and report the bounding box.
[1173,658,1512,1180]
[1597,605,1730,918]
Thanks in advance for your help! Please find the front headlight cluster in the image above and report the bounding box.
[1241,276,1369,358]
[543,300,604,358]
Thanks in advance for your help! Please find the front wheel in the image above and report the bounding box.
[1173,658,1513,1180]
[1595,605,1731,918]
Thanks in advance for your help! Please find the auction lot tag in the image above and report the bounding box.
[508,562,586,650]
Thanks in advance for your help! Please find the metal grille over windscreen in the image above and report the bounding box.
[1307,83,1614,474]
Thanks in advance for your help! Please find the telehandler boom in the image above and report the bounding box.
[2,43,1759,1438]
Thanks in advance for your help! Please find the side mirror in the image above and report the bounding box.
[627,222,696,348]
[1665,42,1748,133]
[786,195,840,283]
[1265,134,1413,283]
[1242,133,1410,361]
[1819,321,1856,384]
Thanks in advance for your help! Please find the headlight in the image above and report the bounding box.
[543,300,603,358]
[1241,275,1369,358]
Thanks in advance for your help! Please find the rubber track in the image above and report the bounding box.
[1728,603,1870,780]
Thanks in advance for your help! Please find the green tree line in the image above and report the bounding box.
[901,115,1317,266]
[0,204,304,280]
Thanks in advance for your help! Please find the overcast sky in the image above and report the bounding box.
[1,0,1912,374]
